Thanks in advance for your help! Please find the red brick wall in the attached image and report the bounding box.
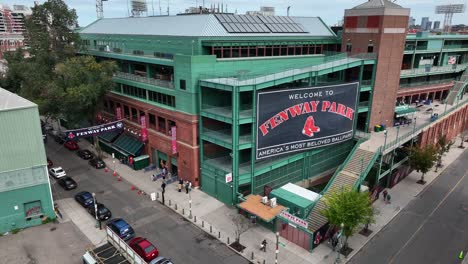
[419,105,468,146]
[104,93,201,186]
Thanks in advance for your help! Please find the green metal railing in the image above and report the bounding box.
[354,148,380,189]
[399,79,454,89]
[382,96,468,153]
[400,63,468,77]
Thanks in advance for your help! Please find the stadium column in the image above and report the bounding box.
[232,86,240,205]
[198,86,204,188]
[250,86,257,195]
[365,64,378,132]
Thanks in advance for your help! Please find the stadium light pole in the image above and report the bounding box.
[378,130,388,179]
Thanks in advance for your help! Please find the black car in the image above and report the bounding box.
[87,203,112,221]
[53,133,67,144]
[57,176,77,190]
[74,191,94,208]
[77,149,94,160]
[89,158,106,169]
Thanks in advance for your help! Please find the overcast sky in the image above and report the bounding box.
[5,0,467,27]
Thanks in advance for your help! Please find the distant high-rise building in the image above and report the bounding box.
[433,21,441,30]
[246,6,275,16]
[427,21,432,31]
[408,16,415,27]
[421,17,429,31]
[0,4,32,60]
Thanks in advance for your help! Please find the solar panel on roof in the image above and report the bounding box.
[215,14,307,34]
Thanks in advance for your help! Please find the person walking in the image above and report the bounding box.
[178,179,183,192]
[386,193,392,204]
[161,182,166,192]
[382,190,388,202]
[185,181,190,194]
[261,239,267,252]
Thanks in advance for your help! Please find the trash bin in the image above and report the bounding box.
[374,125,381,132]
[426,99,431,105]
[380,124,386,131]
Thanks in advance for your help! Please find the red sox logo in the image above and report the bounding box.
[68,132,75,139]
[302,116,320,137]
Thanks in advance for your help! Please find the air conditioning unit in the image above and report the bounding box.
[270,198,277,208]
[261,196,268,204]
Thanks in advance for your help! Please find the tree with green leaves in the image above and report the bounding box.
[320,187,375,251]
[55,56,117,127]
[435,134,453,172]
[408,145,438,184]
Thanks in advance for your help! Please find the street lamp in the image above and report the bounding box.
[275,232,279,264]
[188,191,193,219]
[335,223,344,264]
[92,192,101,230]
[410,117,417,149]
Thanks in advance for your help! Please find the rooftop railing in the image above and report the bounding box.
[400,63,468,77]
[114,71,174,89]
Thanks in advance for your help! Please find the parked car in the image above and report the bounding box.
[89,158,106,169]
[77,149,94,160]
[129,237,159,262]
[87,203,112,221]
[107,218,135,241]
[49,167,66,179]
[57,176,77,190]
[75,191,95,208]
[47,157,53,168]
[64,141,79,150]
[149,257,174,264]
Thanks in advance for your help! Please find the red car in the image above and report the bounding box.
[47,157,53,168]
[129,237,159,261]
[64,141,79,150]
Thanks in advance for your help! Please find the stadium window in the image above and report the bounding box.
[180,79,186,90]
[148,113,156,129]
[368,40,374,53]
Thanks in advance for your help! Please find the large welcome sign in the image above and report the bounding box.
[65,120,124,140]
[256,83,359,160]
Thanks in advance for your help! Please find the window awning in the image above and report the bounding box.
[395,107,418,118]
[238,195,286,222]
[113,134,144,156]
[98,130,122,143]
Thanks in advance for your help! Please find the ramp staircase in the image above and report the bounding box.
[446,69,468,105]
[306,145,378,233]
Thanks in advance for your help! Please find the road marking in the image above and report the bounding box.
[388,170,467,264]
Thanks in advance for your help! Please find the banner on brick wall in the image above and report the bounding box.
[171,126,177,154]
[65,120,124,140]
[141,115,148,142]
[116,107,122,120]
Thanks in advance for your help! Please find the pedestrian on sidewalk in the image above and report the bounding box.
[382,190,388,201]
[152,174,156,182]
[185,181,190,194]
[260,239,267,252]
[178,178,183,192]
[386,193,392,204]
[161,182,166,193]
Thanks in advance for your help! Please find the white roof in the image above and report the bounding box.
[80,14,335,38]
[281,183,321,202]
[0,88,36,111]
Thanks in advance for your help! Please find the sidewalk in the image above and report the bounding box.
[81,133,466,264]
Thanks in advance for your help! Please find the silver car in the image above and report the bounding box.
[149,257,174,264]
[49,167,67,179]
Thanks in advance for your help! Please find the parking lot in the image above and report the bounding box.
[0,222,91,264]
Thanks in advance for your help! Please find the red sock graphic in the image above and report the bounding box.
[302,116,320,137]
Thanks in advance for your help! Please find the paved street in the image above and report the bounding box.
[45,139,248,264]
[349,149,468,264]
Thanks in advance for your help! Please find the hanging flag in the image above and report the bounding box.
[171,126,177,154]
[141,115,148,142]
[116,107,122,120]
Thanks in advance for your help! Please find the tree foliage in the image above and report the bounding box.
[55,56,117,127]
[320,188,375,248]
[408,145,438,183]
[435,134,453,167]
[1,1,117,127]
[25,0,79,68]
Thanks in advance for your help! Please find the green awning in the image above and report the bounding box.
[98,130,122,143]
[395,108,418,118]
[113,134,144,156]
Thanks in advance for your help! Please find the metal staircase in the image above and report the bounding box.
[446,69,468,105]
[306,146,377,233]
